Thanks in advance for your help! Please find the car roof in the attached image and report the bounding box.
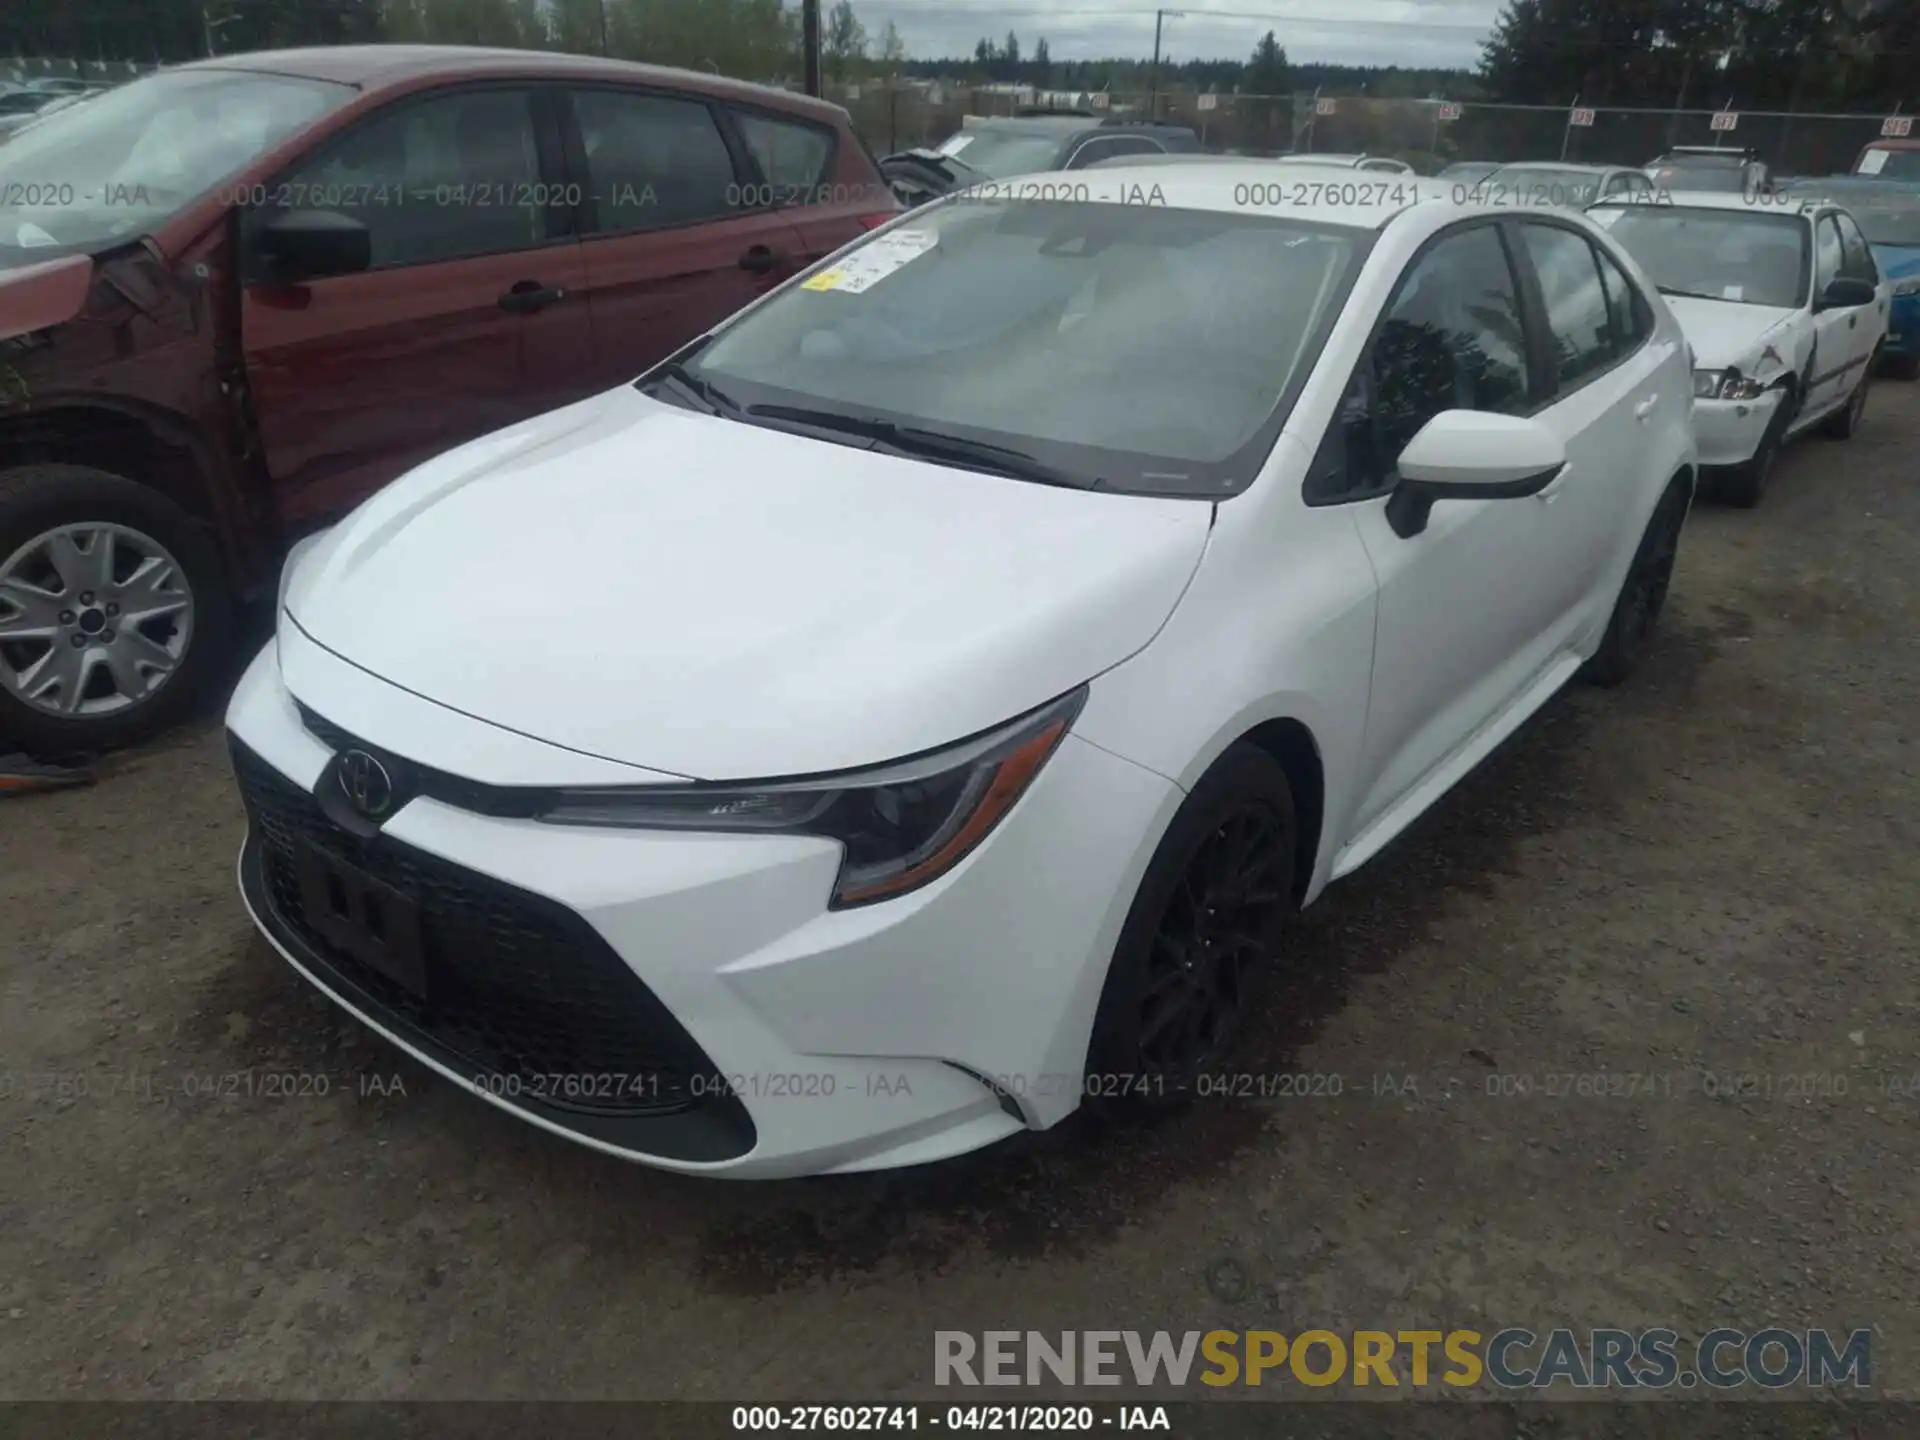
[1592,189,1816,215]
[1016,159,1602,232]
[1493,161,1623,174]
[170,43,849,122]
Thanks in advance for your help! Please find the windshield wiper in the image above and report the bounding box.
[1656,284,1732,302]
[745,404,1103,489]
[646,359,744,417]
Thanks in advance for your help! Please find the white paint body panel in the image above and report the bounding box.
[231,175,1698,1175]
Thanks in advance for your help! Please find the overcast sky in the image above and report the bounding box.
[856,0,1499,69]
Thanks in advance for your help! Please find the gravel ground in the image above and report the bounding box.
[2,382,1917,1408]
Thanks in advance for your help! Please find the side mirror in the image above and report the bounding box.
[256,209,371,285]
[1385,410,1569,539]
[1815,276,1876,311]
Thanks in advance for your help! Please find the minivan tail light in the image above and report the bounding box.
[857,212,897,230]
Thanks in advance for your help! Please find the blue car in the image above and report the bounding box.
[1783,177,1920,379]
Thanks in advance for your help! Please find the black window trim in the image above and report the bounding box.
[1510,213,1657,406]
[1303,215,1538,508]
[240,80,577,283]
[552,81,768,242]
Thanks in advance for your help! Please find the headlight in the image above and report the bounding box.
[1693,368,1766,401]
[1891,275,1920,298]
[276,528,331,620]
[538,688,1087,908]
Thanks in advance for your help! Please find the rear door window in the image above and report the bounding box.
[572,88,744,234]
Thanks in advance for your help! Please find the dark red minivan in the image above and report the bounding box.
[0,45,898,752]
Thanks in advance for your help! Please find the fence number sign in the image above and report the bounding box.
[1437,101,1462,121]
[1314,97,1337,116]
[1710,110,1739,131]
[1569,107,1595,127]
[1197,93,1217,111]
[1090,91,1109,109]
[1883,114,1914,138]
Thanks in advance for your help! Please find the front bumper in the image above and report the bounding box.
[225,640,1181,1178]
[1692,387,1785,468]
[1883,297,1918,357]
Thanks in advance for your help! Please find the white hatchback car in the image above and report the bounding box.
[228,165,1697,1178]
[1590,190,1889,505]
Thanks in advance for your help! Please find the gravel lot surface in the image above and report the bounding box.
[3,384,1917,1410]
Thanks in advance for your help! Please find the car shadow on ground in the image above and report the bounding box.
[181,597,1732,1299]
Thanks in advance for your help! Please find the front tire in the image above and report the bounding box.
[1085,743,1298,1104]
[1818,358,1873,439]
[1718,388,1792,509]
[0,464,231,756]
[1582,480,1687,688]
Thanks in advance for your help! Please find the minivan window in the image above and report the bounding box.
[679,198,1363,495]
[0,68,352,267]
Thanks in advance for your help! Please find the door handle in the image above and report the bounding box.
[1634,394,1659,422]
[739,245,782,274]
[498,281,565,314]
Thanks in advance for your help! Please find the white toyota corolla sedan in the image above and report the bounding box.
[228,165,1698,1178]
[1589,190,1889,505]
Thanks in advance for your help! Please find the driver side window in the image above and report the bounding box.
[1814,216,1844,291]
[261,87,549,272]
[1307,223,1532,503]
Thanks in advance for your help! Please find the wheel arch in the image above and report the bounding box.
[0,400,260,592]
[1218,716,1326,907]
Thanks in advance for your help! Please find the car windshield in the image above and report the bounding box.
[0,91,52,115]
[935,128,1068,178]
[1647,157,1750,192]
[1483,165,1605,202]
[1597,205,1808,308]
[1856,147,1920,180]
[1784,183,1920,245]
[0,67,352,267]
[1438,161,1500,182]
[675,198,1364,496]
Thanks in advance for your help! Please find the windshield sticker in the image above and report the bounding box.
[13,222,60,248]
[939,134,974,157]
[1858,148,1889,175]
[1721,284,1745,300]
[801,229,938,295]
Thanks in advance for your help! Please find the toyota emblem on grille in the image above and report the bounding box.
[337,749,394,819]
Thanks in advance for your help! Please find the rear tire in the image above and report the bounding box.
[1582,480,1687,688]
[1085,743,1298,1108]
[0,464,231,756]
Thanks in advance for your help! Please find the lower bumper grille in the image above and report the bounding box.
[231,738,753,1162]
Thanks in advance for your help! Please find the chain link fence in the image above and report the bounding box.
[830,82,1903,180]
[1,57,155,85]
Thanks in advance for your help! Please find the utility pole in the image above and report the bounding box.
[597,0,609,56]
[1667,52,1693,148]
[803,0,821,97]
[1149,10,1165,120]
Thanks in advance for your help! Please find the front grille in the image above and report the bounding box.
[233,740,721,1119]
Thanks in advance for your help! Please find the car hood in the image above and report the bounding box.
[0,253,93,341]
[286,387,1214,781]
[1662,296,1799,371]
